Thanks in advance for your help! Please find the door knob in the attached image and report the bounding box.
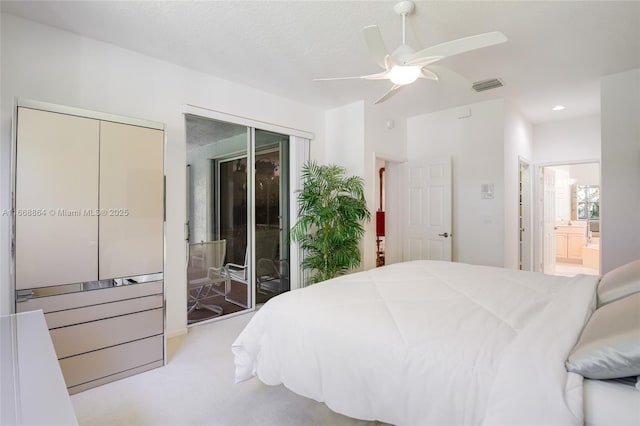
[438,232,450,238]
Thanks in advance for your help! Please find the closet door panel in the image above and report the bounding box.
[99,122,164,279]
[16,108,100,289]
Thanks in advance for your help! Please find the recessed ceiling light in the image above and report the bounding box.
[552,105,566,111]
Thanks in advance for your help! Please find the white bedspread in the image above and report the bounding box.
[232,260,599,425]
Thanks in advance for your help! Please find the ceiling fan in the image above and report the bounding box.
[315,0,507,104]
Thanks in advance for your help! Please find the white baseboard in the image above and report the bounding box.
[166,327,188,339]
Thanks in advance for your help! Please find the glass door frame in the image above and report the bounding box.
[254,131,290,301]
[214,133,289,309]
[210,129,254,312]
[214,152,250,243]
[183,105,312,323]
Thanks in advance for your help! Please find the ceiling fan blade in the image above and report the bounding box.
[407,31,507,66]
[419,68,439,81]
[313,76,368,81]
[362,70,391,80]
[314,71,389,81]
[374,84,404,104]
[384,54,396,70]
[363,25,388,69]
[427,65,471,87]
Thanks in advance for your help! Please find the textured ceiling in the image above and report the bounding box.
[2,1,639,123]
[185,115,246,149]
[185,114,288,150]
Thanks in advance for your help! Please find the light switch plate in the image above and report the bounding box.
[481,183,494,199]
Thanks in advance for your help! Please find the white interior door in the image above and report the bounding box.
[384,162,402,265]
[542,167,556,274]
[400,158,452,261]
[519,161,532,271]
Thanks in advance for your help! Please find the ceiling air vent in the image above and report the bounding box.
[472,78,504,92]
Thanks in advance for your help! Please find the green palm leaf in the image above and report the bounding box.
[291,161,371,285]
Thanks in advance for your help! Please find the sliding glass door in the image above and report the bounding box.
[255,130,290,303]
[186,117,249,324]
[185,115,291,324]
[217,154,250,310]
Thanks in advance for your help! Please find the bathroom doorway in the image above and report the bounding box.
[540,162,600,276]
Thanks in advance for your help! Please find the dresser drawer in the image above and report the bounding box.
[67,360,163,395]
[44,294,163,329]
[59,335,163,388]
[50,308,163,359]
[17,280,162,314]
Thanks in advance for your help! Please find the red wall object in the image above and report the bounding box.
[376,210,385,237]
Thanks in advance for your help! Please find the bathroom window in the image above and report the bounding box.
[576,185,599,220]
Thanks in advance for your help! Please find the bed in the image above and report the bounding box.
[232,259,640,425]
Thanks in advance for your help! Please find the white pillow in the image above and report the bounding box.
[567,292,640,380]
[597,259,640,307]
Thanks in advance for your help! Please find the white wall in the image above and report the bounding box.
[600,68,640,272]
[569,163,599,186]
[533,114,601,164]
[0,14,320,335]
[407,99,505,267]
[321,102,367,271]
[324,101,365,177]
[321,101,408,272]
[503,102,533,269]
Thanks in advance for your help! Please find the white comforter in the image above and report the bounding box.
[232,260,599,425]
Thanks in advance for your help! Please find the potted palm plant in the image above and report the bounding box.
[291,161,371,284]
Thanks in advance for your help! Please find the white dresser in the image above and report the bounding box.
[1,310,78,425]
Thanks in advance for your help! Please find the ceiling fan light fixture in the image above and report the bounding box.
[315,0,508,104]
[388,65,420,85]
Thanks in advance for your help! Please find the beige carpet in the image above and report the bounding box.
[71,312,382,426]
